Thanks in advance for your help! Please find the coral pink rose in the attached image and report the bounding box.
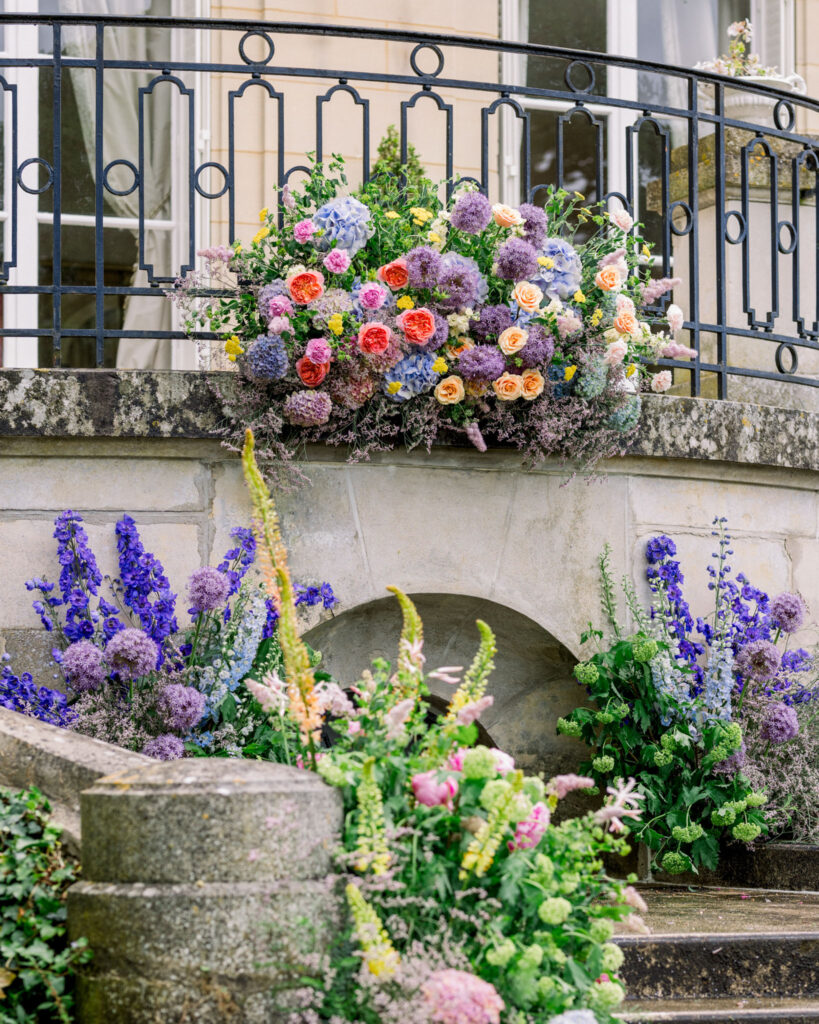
[508,802,550,851]
[377,258,409,290]
[434,375,465,405]
[595,265,622,291]
[411,770,458,808]
[397,307,437,345]
[492,372,524,401]
[498,326,528,355]
[511,281,543,313]
[492,203,524,227]
[357,322,392,355]
[603,339,628,366]
[288,270,325,305]
[296,356,330,387]
[521,368,545,400]
[613,311,638,336]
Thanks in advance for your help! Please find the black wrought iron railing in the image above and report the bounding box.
[0,13,818,402]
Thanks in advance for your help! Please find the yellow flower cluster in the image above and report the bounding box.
[385,210,400,220]
[537,255,555,269]
[346,883,400,978]
[460,771,525,879]
[590,307,604,328]
[354,759,391,876]
[252,225,270,246]
[432,356,448,374]
[396,295,414,310]
[224,335,243,362]
[564,365,577,382]
[258,207,268,223]
[410,206,433,227]
[573,289,586,304]
[386,380,402,395]
[327,313,344,336]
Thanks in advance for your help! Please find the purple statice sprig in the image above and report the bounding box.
[114,515,178,656]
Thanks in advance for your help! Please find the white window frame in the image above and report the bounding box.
[0,0,210,369]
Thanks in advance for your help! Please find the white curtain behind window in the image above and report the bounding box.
[63,0,173,369]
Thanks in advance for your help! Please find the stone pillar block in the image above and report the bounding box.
[68,759,343,1023]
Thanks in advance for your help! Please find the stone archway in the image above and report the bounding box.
[304,592,585,778]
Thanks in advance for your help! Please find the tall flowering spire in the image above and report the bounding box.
[345,882,400,978]
[241,429,322,755]
[446,619,496,724]
[386,586,425,699]
[354,758,391,875]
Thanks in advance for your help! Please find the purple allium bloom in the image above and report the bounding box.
[457,345,507,383]
[405,246,442,289]
[450,191,492,234]
[770,592,807,634]
[157,683,206,733]
[495,237,539,281]
[735,639,780,682]
[532,237,583,299]
[245,335,289,382]
[470,304,513,342]
[428,310,450,350]
[284,389,333,427]
[759,703,799,744]
[436,252,487,310]
[142,733,185,760]
[313,195,373,256]
[188,566,230,614]
[382,352,439,402]
[519,202,548,248]
[712,740,746,776]
[517,324,555,368]
[62,640,107,692]
[105,628,159,680]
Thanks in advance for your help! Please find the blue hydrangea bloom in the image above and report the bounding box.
[382,352,439,402]
[313,196,373,256]
[245,335,289,381]
[532,238,582,300]
[606,394,641,432]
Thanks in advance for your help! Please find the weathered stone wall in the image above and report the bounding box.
[1,370,817,777]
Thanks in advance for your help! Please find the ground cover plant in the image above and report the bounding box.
[559,519,818,874]
[0,786,90,1023]
[174,156,694,479]
[237,428,648,1024]
[1,510,335,760]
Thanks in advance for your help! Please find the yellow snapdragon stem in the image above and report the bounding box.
[354,758,391,875]
[346,883,400,977]
[445,619,496,722]
[460,770,524,879]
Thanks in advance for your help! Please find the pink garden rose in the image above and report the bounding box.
[603,339,628,366]
[411,770,458,808]
[358,281,388,310]
[267,295,293,318]
[293,218,317,243]
[323,248,351,274]
[611,209,634,232]
[651,370,673,393]
[666,303,684,333]
[508,801,550,851]
[305,337,332,364]
[267,316,291,335]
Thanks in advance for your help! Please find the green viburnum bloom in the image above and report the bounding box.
[724,722,743,749]
[518,943,544,970]
[534,853,554,883]
[711,805,737,826]
[732,822,762,842]
[537,896,573,925]
[558,872,581,894]
[730,798,748,813]
[671,823,704,843]
[486,938,516,968]
[595,710,615,724]
[574,661,599,685]
[660,733,677,751]
[588,980,625,1010]
[316,760,347,787]
[589,918,615,943]
[509,793,534,823]
[613,702,630,719]
[661,851,691,875]
[592,755,615,773]
[522,776,545,803]
[653,749,673,768]
[462,746,499,780]
[601,942,625,974]
[745,790,768,808]
[480,779,511,811]
[556,717,582,737]
[537,976,556,1000]
[632,636,658,663]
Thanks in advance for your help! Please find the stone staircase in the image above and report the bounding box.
[614,885,819,1023]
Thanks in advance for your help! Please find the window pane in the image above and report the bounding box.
[528,109,606,212]
[525,0,608,93]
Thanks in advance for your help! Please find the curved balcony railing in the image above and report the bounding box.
[0,14,818,406]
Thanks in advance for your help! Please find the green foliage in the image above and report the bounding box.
[371,125,427,190]
[0,787,90,1023]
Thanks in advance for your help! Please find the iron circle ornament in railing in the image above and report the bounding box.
[776,343,799,375]
[409,42,444,78]
[773,98,797,132]
[777,220,798,255]
[194,161,230,200]
[17,157,53,195]
[724,210,747,246]
[238,29,275,66]
[102,159,139,197]
[564,59,595,94]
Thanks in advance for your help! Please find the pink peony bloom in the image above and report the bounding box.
[651,370,673,393]
[547,773,596,799]
[267,295,293,318]
[666,303,684,333]
[456,694,494,725]
[508,801,550,851]
[411,770,458,808]
[603,339,628,366]
[358,281,388,310]
[447,748,467,772]
[267,315,291,335]
[611,209,634,232]
[323,248,351,274]
[422,969,504,1024]
[305,337,332,364]
[293,218,317,243]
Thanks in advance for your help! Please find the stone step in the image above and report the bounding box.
[615,886,819,1002]
[648,843,819,892]
[618,996,819,1023]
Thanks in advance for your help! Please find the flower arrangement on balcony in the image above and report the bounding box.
[2,509,336,760]
[694,20,778,79]
[560,519,818,875]
[176,158,690,476]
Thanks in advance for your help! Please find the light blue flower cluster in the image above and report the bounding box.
[313,196,373,256]
[701,645,735,721]
[382,351,439,402]
[606,394,642,432]
[649,648,694,725]
[197,587,268,719]
[532,237,582,300]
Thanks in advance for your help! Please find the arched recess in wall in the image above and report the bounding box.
[303,592,585,778]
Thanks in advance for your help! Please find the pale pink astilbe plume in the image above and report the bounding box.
[623,884,648,913]
[314,681,355,717]
[641,276,682,304]
[245,672,287,714]
[547,773,596,799]
[422,968,504,1024]
[594,777,645,833]
[385,697,416,741]
[456,694,494,725]
[464,421,487,452]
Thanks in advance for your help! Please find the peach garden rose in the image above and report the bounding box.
[521,368,545,400]
[434,375,465,404]
[511,281,543,313]
[498,326,528,356]
[492,372,524,401]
